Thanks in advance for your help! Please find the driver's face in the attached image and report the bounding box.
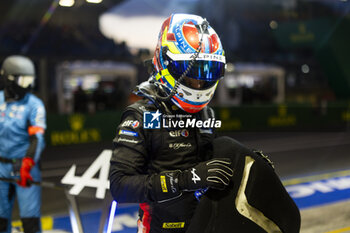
[183,77,206,90]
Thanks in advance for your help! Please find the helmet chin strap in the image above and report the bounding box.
[155,19,209,102]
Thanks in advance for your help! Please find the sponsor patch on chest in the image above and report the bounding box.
[162,222,185,229]
[121,120,140,128]
[169,129,189,137]
[119,129,138,137]
[169,142,192,150]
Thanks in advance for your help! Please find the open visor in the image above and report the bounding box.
[166,51,226,82]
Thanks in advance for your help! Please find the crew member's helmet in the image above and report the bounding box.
[1,55,35,100]
[153,13,226,113]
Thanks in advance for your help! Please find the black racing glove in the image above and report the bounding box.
[179,158,234,191]
[152,158,234,202]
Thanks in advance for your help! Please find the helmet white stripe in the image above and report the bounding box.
[166,51,226,63]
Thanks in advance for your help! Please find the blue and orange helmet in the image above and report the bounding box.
[153,13,226,113]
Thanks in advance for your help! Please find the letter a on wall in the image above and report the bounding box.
[61,150,112,199]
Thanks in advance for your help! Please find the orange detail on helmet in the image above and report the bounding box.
[153,16,172,73]
[182,22,200,50]
[167,33,176,41]
[173,95,209,114]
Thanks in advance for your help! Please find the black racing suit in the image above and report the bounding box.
[109,85,216,233]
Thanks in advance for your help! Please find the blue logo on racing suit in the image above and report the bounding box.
[143,110,162,129]
[119,130,138,137]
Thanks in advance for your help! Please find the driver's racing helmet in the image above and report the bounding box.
[153,13,226,113]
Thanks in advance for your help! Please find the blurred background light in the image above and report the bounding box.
[86,0,103,3]
[226,63,235,72]
[269,20,278,30]
[59,0,74,7]
[99,0,199,51]
[301,64,310,74]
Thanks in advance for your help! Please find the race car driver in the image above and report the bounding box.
[109,14,232,233]
[0,55,46,233]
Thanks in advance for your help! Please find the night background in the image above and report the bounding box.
[1,0,350,232]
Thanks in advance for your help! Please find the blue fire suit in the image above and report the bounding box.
[0,90,46,233]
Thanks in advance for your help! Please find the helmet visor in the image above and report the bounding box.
[167,59,225,81]
[8,75,35,88]
[165,51,225,82]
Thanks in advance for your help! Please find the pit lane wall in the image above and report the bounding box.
[45,102,350,146]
